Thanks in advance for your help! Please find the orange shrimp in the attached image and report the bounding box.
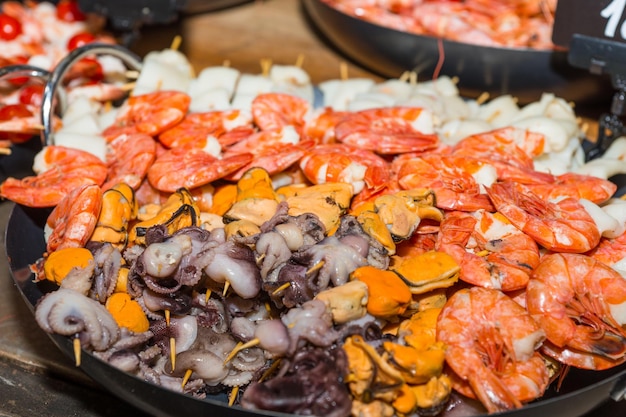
[303,107,350,144]
[102,133,157,191]
[436,210,540,291]
[396,154,495,212]
[526,253,626,370]
[157,109,254,149]
[134,178,169,207]
[486,181,601,253]
[146,147,253,193]
[586,230,626,267]
[225,138,315,181]
[453,127,546,166]
[436,286,550,413]
[102,90,191,140]
[220,125,315,179]
[251,92,310,132]
[0,145,107,207]
[524,172,617,205]
[299,143,391,198]
[451,127,554,185]
[45,183,103,253]
[334,107,439,155]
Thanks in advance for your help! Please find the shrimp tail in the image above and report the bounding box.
[571,330,626,360]
[467,360,523,413]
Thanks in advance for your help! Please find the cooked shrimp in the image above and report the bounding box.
[334,107,439,155]
[486,181,601,253]
[452,127,546,168]
[299,143,391,197]
[157,109,254,149]
[45,183,102,253]
[436,210,540,291]
[251,92,311,132]
[587,230,626,270]
[303,107,350,144]
[102,90,191,139]
[225,138,315,181]
[436,286,549,413]
[146,147,253,193]
[451,126,554,185]
[396,154,495,212]
[524,172,617,205]
[0,145,107,207]
[526,253,626,370]
[102,133,157,191]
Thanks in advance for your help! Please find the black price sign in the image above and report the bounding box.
[553,0,626,47]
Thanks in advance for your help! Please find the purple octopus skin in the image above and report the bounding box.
[281,299,340,354]
[292,235,368,292]
[165,348,230,384]
[88,242,122,302]
[150,314,198,357]
[190,294,229,333]
[35,287,120,351]
[231,317,290,356]
[240,345,351,417]
[255,231,292,280]
[142,288,193,316]
[336,214,390,270]
[260,201,326,246]
[266,262,315,308]
[203,240,261,299]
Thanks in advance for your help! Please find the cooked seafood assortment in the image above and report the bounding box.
[322,0,558,50]
[2,44,626,417]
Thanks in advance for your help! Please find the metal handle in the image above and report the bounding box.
[611,373,626,402]
[0,65,50,148]
[0,64,50,83]
[40,43,143,146]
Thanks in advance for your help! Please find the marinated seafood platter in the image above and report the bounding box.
[2,8,626,417]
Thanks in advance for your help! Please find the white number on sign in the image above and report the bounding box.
[602,0,626,38]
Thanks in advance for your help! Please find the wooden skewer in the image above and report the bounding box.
[272,282,291,295]
[73,337,82,367]
[222,280,230,296]
[339,62,349,81]
[306,260,325,276]
[228,386,240,406]
[260,58,272,77]
[476,91,490,105]
[165,309,171,326]
[181,368,193,388]
[170,336,176,371]
[205,289,212,304]
[224,339,260,364]
[258,358,282,383]
[295,54,305,68]
[170,35,182,51]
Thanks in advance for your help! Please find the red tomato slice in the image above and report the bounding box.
[0,13,22,41]
[56,0,86,22]
[18,84,45,107]
[67,32,97,51]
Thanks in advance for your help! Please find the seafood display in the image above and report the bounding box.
[0,0,122,149]
[321,0,558,50]
[2,43,626,417]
